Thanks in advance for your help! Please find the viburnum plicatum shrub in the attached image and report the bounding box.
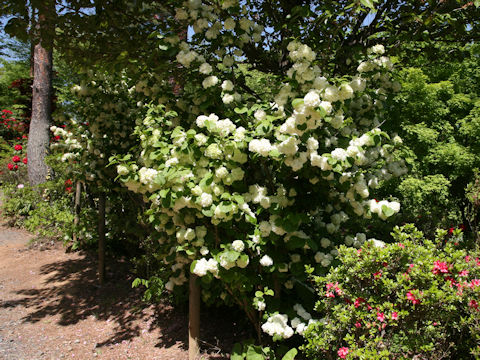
[111,0,407,341]
[49,69,148,249]
[303,224,480,360]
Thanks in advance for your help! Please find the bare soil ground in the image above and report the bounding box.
[0,220,246,360]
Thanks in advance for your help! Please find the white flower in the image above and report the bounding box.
[196,115,208,128]
[193,258,209,276]
[261,314,294,339]
[222,94,234,104]
[319,101,332,114]
[254,109,267,122]
[320,238,330,248]
[202,75,219,89]
[117,165,129,176]
[331,148,348,161]
[221,80,234,91]
[232,240,245,252]
[199,63,213,75]
[259,221,272,237]
[205,143,222,159]
[371,44,385,55]
[257,301,266,311]
[199,192,213,207]
[304,91,320,108]
[260,255,273,267]
[249,139,272,157]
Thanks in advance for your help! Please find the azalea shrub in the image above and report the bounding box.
[303,224,480,360]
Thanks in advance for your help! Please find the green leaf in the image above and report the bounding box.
[246,346,265,360]
[132,278,142,288]
[234,107,248,114]
[360,0,375,10]
[292,98,304,108]
[281,348,298,360]
[381,205,395,217]
[231,343,245,360]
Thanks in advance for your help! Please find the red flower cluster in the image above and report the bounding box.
[64,179,73,193]
[432,261,450,275]
[406,291,421,305]
[6,140,27,172]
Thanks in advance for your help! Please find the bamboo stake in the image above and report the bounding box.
[189,274,200,360]
[72,181,81,244]
[98,193,106,286]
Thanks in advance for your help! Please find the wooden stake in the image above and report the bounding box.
[189,274,200,360]
[72,181,81,244]
[98,193,106,286]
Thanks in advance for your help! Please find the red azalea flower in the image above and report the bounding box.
[354,297,365,308]
[12,155,21,163]
[406,291,421,305]
[391,312,398,320]
[64,179,73,186]
[2,109,13,115]
[14,164,18,170]
[7,163,14,170]
[432,261,449,275]
[448,227,454,235]
[65,187,73,192]
[22,158,27,164]
[14,144,22,151]
[469,300,479,310]
[338,347,349,359]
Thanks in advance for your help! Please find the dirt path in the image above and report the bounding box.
[0,218,237,360]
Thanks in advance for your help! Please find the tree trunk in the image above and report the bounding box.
[27,4,54,186]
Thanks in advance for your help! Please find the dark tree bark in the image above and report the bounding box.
[27,2,54,186]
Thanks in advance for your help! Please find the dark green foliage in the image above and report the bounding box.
[381,45,480,236]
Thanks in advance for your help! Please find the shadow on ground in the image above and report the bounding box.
[0,249,248,357]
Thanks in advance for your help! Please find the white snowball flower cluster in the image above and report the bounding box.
[202,75,219,89]
[261,314,294,339]
[139,167,158,185]
[199,63,213,74]
[368,199,401,220]
[193,258,219,277]
[260,255,273,267]
[232,240,245,252]
[249,139,273,157]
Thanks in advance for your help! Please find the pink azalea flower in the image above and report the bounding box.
[338,347,349,359]
[406,291,421,305]
[432,261,449,275]
[377,312,385,322]
[391,311,398,320]
[354,321,361,328]
[459,270,469,277]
